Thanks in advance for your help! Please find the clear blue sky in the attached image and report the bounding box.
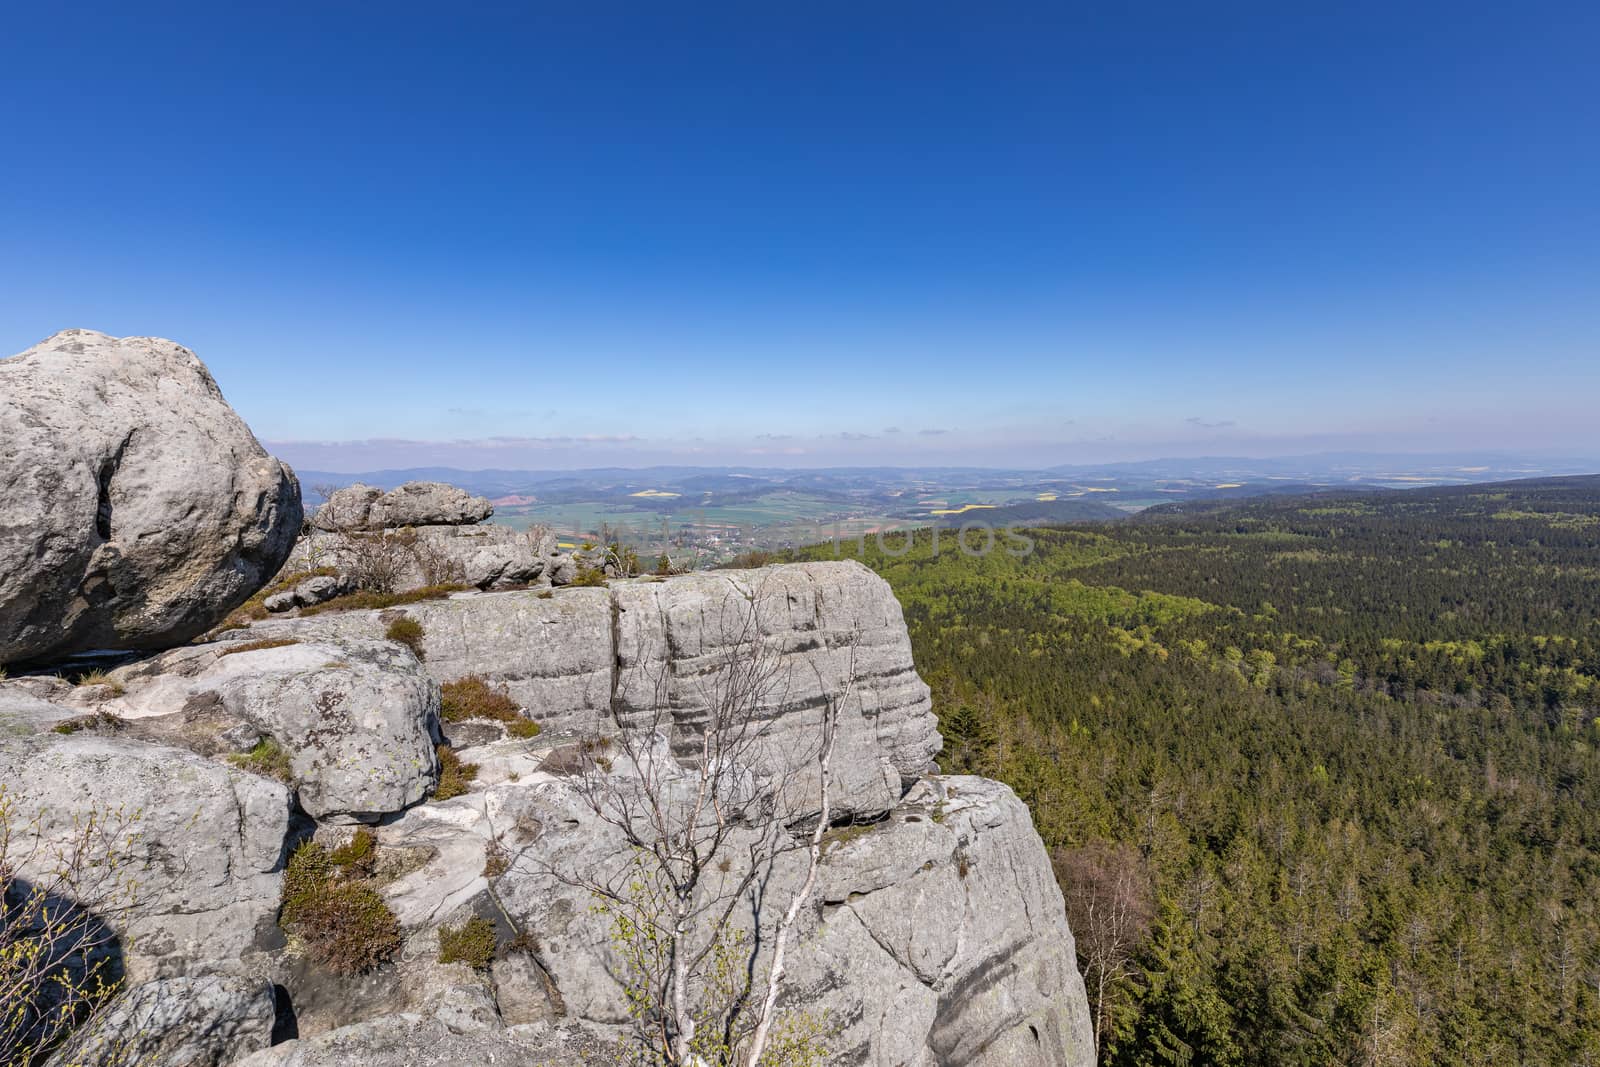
[3,2,1596,470]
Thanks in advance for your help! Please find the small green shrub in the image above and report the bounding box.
[570,566,608,587]
[330,828,378,878]
[281,840,335,927]
[298,880,402,974]
[507,718,541,740]
[440,675,518,724]
[384,615,426,659]
[229,738,293,782]
[437,916,497,969]
[280,839,402,975]
[219,637,300,657]
[433,744,478,800]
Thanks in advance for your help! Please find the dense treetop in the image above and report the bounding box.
[784,475,1600,1065]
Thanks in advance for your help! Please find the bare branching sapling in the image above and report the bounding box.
[566,584,857,1066]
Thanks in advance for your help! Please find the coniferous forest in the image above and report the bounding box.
[788,476,1600,1065]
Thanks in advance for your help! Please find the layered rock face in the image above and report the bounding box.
[250,562,941,817]
[0,330,302,665]
[0,329,1094,1064]
[480,770,1094,1066]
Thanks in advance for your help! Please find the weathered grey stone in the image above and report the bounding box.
[265,574,356,613]
[0,683,81,736]
[0,733,290,981]
[264,591,300,614]
[244,562,939,817]
[231,1018,612,1067]
[283,524,555,594]
[485,771,1096,1066]
[545,553,578,586]
[311,482,492,532]
[102,636,441,820]
[0,329,302,666]
[44,975,276,1067]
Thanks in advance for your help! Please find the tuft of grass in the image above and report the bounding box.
[507,719,541,740]
[433,744,479,800]
[299,583,469,617]
[440,675,518,724]
[280,841,401,975]
[437,916,497,969]
[330,828,378,878]
[52,711,125,735]
[440,676,541,739]
[384,616,426,659]
[229,738,293,782]
[72,669,125,696]
[219,637,301,657]
[280,840,334,927]
[536,590,554,599]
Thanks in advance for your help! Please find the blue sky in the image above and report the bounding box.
[3,2,1596,470]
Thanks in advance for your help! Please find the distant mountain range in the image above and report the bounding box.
[296,452,1600,505]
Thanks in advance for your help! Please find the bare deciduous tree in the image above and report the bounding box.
[1053,841,1154,1056]
[561,584,854,1066]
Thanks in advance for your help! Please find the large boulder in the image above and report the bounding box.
[0,732,292,981]
[98,636,442,821]
[311,482,493,532]
[0,329,302,666]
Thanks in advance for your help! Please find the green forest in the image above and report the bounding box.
[785,476,1600,1066]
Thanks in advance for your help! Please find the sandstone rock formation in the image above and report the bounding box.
[478,771,1094,1065]
[2,554,1096,1066]
[0,329,302,665]
[101,635,442,821]
[248,561,940,817]
[45,976,278,1067]
[282,523,559,596]
[0,732,291,981]
[311,482,493,532]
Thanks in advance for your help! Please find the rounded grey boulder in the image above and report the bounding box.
[0,330,302,665]
[311,481,493,532]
